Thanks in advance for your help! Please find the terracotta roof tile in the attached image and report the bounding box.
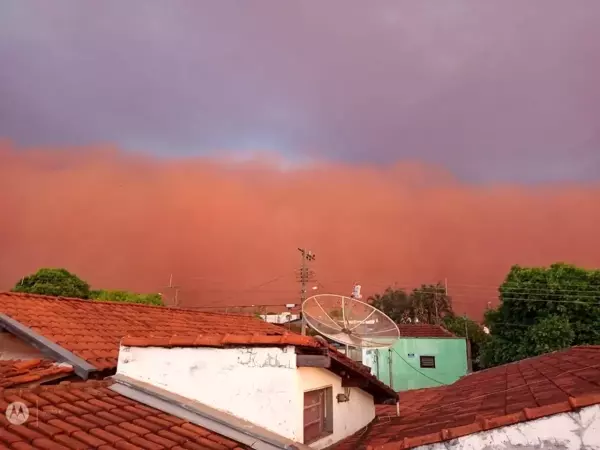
[0,380,252,450]
[0,292,397,403]
[398,324,455,338]
[335,346,600,450]
[0,292,296,371]
[0,360,73,389]
[120,333,319,348]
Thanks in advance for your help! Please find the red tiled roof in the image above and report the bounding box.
[398,324,455,338]
[0,359,73,388]
[121,333,320,348]
[0,379,250,450]
[0,292,292,370]
[335,346,600,450]
[0,292,397,403]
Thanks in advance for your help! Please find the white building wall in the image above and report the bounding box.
[297,367,375,450]
[417,404,600,450]
[117,345,376,448]
[118,345,300,440]
[260,313,300,324]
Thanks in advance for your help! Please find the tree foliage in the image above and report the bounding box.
[12,268,163,306]
[368,283,453,324]
[481,263,600,368]
[410,283,453,324]
[12,268,91,299]
[89,290,164,306]
[369,283,493,370]
[443,315,490,371]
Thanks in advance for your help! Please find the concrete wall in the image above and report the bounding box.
[417,404,600,450]
[117,345,375,447]
[0,331,45,360]
[297,367,375,450]
[363,338,468,391]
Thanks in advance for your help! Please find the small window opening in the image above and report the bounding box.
[420,355,436,369]
[303,387,333,444]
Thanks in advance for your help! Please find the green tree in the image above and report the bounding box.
[368,288,413,323]
[90,290,164,306]
[443,315,490,371]
[409,283,454,324]
[481,263,600,368]
[369,283,454,324]
[12,268,91,299]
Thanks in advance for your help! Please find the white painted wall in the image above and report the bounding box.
[260,313,300,324]
[297,367,375,450]
[117,345,376,448]
[417,404,600,450]
[118,345,299,439]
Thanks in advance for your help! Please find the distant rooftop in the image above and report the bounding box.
[335,345,600,449]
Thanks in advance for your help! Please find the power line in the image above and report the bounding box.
[317,278,600,297]
[423,285,600,298]
[449,295,599,306]
[391,348,447,386]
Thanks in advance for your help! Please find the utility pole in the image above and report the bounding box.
[297,248,316,335]
[434,294,439,324]
[464,313,472,373]
[436,278,448,325]
[166,274,181,307]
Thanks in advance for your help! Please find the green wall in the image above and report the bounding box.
[365,338,468,391]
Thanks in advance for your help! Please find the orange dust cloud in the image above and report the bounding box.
[1,141,599,319]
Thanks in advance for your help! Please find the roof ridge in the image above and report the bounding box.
[0,291,273,318]
[468,346,600,376]
[369,393,600,450]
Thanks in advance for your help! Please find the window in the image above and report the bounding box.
[420,355,436,369]
[303,387,333,444]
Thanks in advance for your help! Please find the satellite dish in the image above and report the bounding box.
[302,294,400,348]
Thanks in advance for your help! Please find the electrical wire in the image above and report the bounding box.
[390,348,447,386]
[447,293,600,305]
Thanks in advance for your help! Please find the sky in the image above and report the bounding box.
[1,2,600,318]
[1,0,599,182]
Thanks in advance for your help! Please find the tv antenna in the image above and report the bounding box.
[301,291,400,353]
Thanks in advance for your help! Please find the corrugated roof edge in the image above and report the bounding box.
[0,312,98,378]
[110,374,311,450]
[0,291,276,319]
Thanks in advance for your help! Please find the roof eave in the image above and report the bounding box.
[0,313,98,379]
[110,374,311,450]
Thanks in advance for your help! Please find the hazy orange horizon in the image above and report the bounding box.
[1,142,599,319]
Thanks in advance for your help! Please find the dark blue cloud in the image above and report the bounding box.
[1,0,599,182]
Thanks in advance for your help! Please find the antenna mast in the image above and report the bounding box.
[297,248,316,335]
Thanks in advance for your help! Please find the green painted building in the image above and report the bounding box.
[362,324,469,391]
